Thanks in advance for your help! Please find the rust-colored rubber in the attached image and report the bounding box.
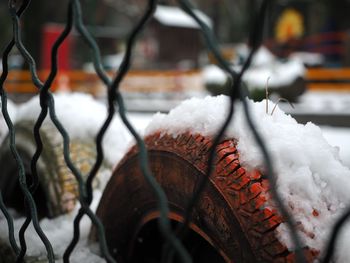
[92,132,318,262]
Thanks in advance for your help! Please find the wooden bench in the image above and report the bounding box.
[306,68,350,91]
[2,69,203,96]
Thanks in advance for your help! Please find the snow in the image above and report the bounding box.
[234,44,275,67]
[0,191,104,262]
[2,93,350,261]
[320,126,350,168]
[103,53,124,69]
[127,112,154,134]
[240,58,305,88]
[287,91,350,115]
[14,93,131,167]
[201,64,228,85]
[251,46,276,67]
[289,51,325,67]
[201,46,305,89]
[146,95,350,261]
[154,5,212,29]
[231,45,306,88]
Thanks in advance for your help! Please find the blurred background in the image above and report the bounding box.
[3,0,350,67]
[2,0,350,165]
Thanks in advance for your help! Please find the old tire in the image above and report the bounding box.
[0,121,102,218]
[92,132,317,262]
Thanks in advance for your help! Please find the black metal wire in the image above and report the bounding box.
[61,0,192,262]
[5,0,116,262]
[71,0,110,199]
[16,208,31,263]
[0,2,29,257]
[72,0,110,86]
[1,1,55,262]
[321,205,350,262]
[13,2,74,262]
[3,0,349,262]
[109,2,191,261]
[42,15,117,263]
[0,192,20,255]
[160,1,306,263]
[1,0,301,262]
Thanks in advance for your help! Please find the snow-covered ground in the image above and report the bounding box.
[281,91,350,115]
[0,192,105,263]
[1,93,350,262]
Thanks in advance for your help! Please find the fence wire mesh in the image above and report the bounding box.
[0,0,348,262]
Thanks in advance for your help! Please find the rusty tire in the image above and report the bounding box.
[0,121,103,218]
[92,132,317,263]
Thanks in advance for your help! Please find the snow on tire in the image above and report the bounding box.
[92,132,318,262]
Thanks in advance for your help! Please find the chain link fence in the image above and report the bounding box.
[0,0,348,262]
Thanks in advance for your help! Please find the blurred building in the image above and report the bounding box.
[39,4,212,71]
[142,5,212,69]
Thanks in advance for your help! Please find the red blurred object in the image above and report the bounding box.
[41,23,72,70]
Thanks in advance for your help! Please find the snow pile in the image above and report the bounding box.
[289,91,350,114]
[321,126,350,168]
[154,5,212,29]
[201,46,305,90]
[251,46,276,67]
[146,95,350,261]
[234,44,275,67]
[240,59,305,88]
[202,64,228,85]
[289,51,325,67]
[14,93,131,167]
[0,191,104,263]
[232,45,306,88]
